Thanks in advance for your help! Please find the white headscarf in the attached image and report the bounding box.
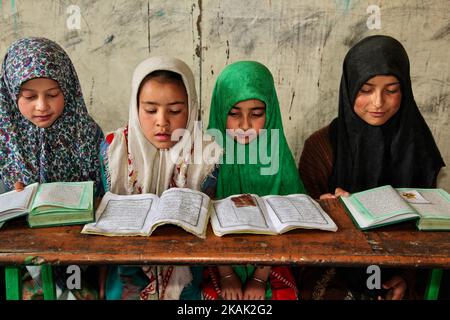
[105,56,220,196]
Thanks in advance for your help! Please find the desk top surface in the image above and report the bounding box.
[0,199,449,267]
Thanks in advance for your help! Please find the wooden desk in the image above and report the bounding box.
[0,199,448,267]
[0,199,448,300]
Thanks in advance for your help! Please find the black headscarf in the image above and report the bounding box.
[329,35,445,193]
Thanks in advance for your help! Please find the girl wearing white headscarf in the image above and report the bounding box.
[100,56,220,300]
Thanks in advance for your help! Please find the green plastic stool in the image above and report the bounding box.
[5,265,56,300]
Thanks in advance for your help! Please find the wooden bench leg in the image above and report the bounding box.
[5,266,22,300]
[424,268,443,300]
[41,265,56,300]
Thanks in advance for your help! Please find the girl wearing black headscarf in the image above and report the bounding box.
[298,35,445,300]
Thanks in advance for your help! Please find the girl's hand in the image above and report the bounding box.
[378,275,407,300]
[220,272,243,300]
[319,187,351,199]
[320,193,336,200]
[243,277,266,300]
[334,187,350,198]
[14,181,25,192]
[243,266,270,300]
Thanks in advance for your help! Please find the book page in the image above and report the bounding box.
[32,182,85,209]
[82,192,158,235]
[398,190,430,204]
[351,185,416,220]
[210,194,276,236]
[399,189,450,218]
[263,194,338,232]
[150,188,210,237]
[96,199,152,230]
[0,183,38,215]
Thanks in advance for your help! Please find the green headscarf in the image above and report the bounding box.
[207,61,306,199]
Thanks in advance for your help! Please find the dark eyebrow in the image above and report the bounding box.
[167,101,186,106]
[231,105,265,111]
[141,101,185,106]
[141,101,158,105]
[21,87,60,92]
[46,87,61,91]
[363,82,400,86]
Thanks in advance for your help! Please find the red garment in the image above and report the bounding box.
[201,266,298,300]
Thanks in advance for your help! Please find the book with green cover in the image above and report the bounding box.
[0,181,94,228]
[340,185,450,231]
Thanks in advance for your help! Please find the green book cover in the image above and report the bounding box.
[340,185,450,231]
[27,181,94,228]
[397,188,450,231]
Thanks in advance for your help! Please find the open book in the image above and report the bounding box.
[210,193,338,236]
[0,181,94,228]
[340,185,450,230]
[82,188,210,238]
[82,189,338,238]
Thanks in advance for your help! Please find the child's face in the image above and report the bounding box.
[354,75,402,126]
[17,78,65,128]
[226,99,266,144]
[138,79,189,149]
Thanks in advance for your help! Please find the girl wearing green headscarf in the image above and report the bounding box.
[201,61,306,300]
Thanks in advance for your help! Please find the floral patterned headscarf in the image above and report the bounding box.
[0,37,104,192]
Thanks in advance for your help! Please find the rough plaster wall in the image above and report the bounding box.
[1,0,449,189]
[1,0,201,134]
